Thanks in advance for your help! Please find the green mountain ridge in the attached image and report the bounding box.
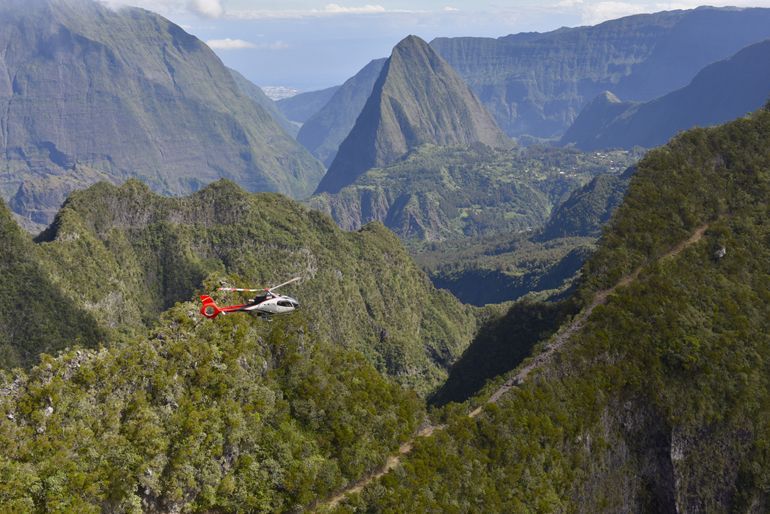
[24,180,477,394]
[431,6,770,137]
[0,300,426,512]
[0,0,323,228]
[0,199,104,369]
[315,35,510,195]
[341,107,770,513]
[311,144,635,244]
[561,38,770,150]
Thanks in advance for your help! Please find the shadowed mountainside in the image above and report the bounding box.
[296,59,386,167]
[432,7,770,137]
[0,0,323,228]
[561,39,770,150]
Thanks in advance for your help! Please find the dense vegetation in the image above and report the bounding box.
[421,235,595,305]
[313,144,635,243]
[539,169,632,240]
[0,305,425,512]
[430,300,575,406]
[26,180,476,394]
[335,108,770,512]
[381,147,636,305]
[0,201,104,368]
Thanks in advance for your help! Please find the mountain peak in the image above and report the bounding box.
[597,90,621,104]
[392,34,431,54]
[396,34,425,46]
[315,33,510,194]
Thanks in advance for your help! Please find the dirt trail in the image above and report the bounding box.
[313,223,710,512]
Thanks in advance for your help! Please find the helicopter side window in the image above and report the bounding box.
[277,300,293,308]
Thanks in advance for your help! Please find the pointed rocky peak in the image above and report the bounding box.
[560,91,636,149]
[314,35,510,194]
[596,91,622,104]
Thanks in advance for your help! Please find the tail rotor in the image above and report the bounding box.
[199,295,222,319]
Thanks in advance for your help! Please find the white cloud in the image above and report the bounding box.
[443,6,460,12]
[579,1,648,24]
[206,38,289,50]
[554,0,584,7]
[206,38,255,49]
[189,0,223,18]
[323,4,387,14]
[227,4,420,20]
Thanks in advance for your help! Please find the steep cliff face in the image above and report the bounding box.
[432,7,770,137]
[296,59,386,167]
[561,39,770,150]
[315,36,510,195]
[0,0,323,227]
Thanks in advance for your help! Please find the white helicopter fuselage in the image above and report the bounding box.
[244,294,300,315]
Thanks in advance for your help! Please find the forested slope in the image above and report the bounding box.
[339,107,770,513]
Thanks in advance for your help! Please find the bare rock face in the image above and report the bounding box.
[432,7,770,137]
[314,35,510,195]
[561,39,770,151]
[0,0,324,227]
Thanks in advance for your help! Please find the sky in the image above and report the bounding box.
[102,0,770,91]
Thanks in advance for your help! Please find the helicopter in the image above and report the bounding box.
[200,277,301,320]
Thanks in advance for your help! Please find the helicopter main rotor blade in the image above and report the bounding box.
[267,276,301,292]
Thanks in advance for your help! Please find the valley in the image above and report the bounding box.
[2,1,770,512]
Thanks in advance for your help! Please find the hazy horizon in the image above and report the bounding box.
[105,0,770,91]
